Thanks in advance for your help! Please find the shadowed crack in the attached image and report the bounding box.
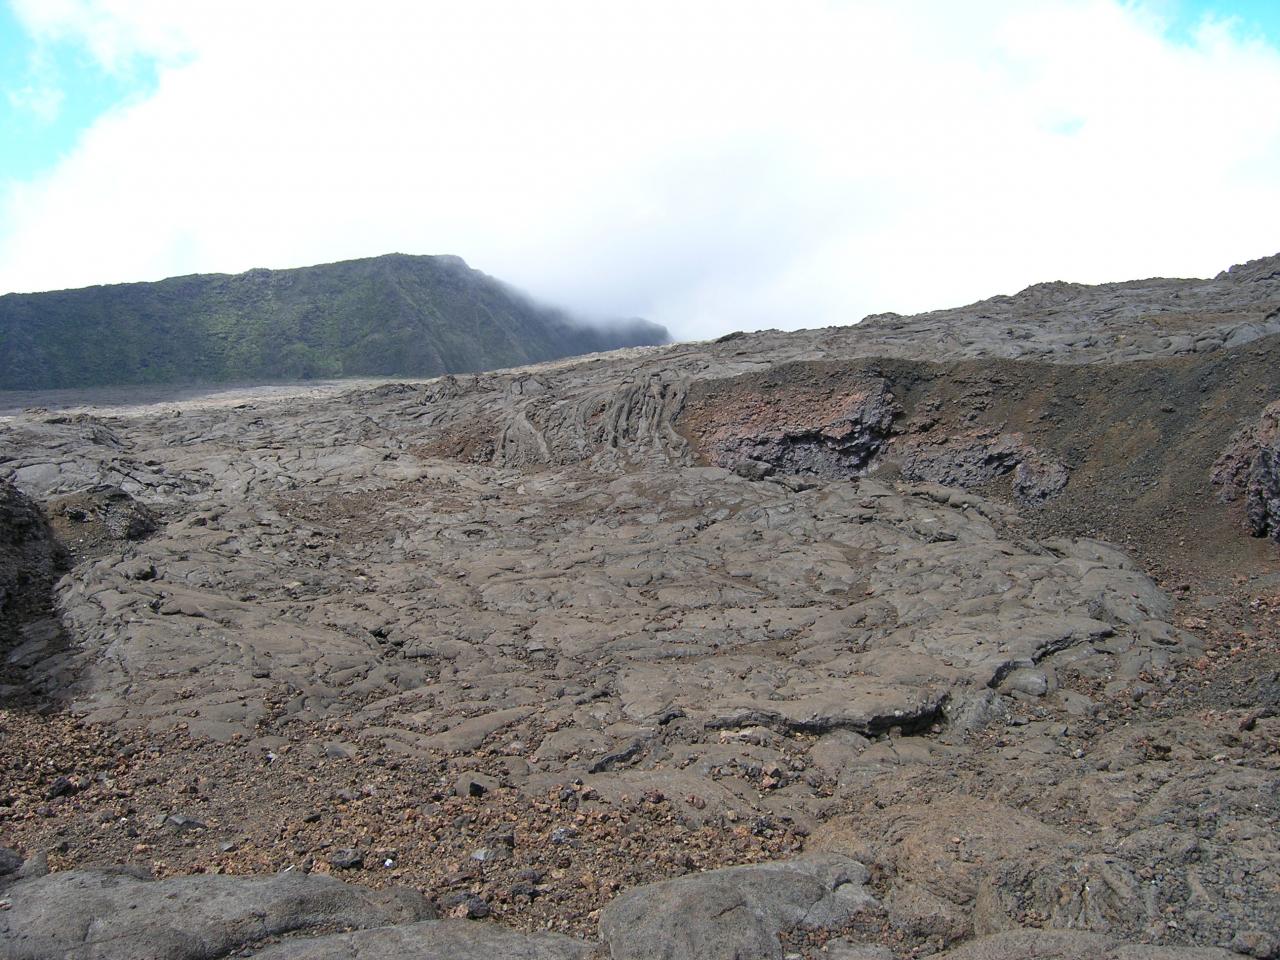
[705,696,948,739]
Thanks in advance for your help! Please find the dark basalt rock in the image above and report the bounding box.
[693,376,900,479]
[46,485,158,550]
[0,480,65,648]
[893,428,1068,503]
[1246,445,1280,541]
[1211,399,1280,540]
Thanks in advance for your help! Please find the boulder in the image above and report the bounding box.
[598,855,876,960]
[0,868,434,960]
[45,485,158,554]
[244,920,594,959]
[933,929,1239,960]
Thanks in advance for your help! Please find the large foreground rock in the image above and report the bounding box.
[245,922,595,960]
[598,855,876,960]
[2,857,1271,960]
[0,867,433,960]
[933,930,1240,960]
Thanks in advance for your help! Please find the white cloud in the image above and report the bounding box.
[2,0,1279,340]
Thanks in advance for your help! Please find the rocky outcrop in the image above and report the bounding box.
[45,485,157,557]
[683,376,898,478]
[892,428,1068,503]
[1249,446,1280,540]
[0,480,64,647]
[681,372,1071,502]
[1211,400,1280,540]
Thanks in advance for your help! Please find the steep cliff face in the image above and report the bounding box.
[0,254,668,389]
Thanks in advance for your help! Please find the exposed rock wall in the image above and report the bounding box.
[1212,400,1280,540]
[682,376,898,478]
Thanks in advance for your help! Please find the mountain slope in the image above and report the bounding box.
[0,254,668,390]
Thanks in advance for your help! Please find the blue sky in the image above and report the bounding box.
[0,3,161,181]
[1,1,1279,337]
[1173,0,1280,43]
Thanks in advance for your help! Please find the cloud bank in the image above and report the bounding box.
[2,0,1279,340]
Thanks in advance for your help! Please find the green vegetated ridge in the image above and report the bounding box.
[0,254,669,390]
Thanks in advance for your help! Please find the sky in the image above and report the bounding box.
[1,1,1279,341]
